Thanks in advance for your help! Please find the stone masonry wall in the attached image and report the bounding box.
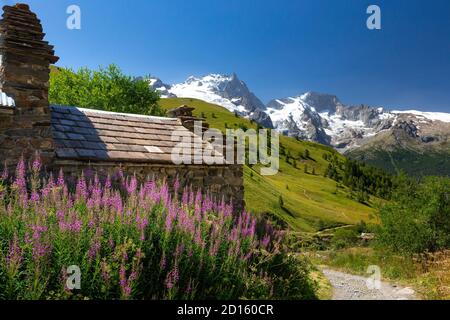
[53,160,245,214]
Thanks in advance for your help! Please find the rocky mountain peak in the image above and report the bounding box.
[149,73,272,128]
[302,92,341,113]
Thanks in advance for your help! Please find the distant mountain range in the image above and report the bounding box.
[148,73,450,176]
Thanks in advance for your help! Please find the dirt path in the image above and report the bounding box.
[322,268,418,300]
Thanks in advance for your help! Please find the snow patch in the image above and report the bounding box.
[392,110,450,123]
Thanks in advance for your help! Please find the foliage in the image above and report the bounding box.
[378,175,450,254]
[0,157,316,300]
[49,65,164,116]
[331,228,360,249]
[324,156,393,200]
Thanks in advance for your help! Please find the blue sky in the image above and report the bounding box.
[7,0,450,112]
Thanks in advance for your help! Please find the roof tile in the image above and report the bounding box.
[50,105,225,165]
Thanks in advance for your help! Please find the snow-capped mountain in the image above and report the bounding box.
[266,92,450,152]
[149,74,273,128]
[148,73,449,156]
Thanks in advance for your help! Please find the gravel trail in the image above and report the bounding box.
[322,269,418,300]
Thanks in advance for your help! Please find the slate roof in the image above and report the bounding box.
[50,105,223,164]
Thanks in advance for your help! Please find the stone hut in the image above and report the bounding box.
[0,4,244,212]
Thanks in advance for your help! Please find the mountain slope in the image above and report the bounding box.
[150,74,273,128]
[266,92,450,176]
[159,97,380,232]
[150,73,449,177]
[345,122,450,176]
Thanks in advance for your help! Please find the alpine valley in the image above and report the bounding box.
[149,73,450,176]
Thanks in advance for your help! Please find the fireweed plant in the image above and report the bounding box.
[0,155,316,300]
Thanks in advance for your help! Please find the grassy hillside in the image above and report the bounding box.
[346,130,450,177]
[159,98,380,233]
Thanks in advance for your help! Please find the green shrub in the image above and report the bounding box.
[331,228,359,249]
[49,65,163,116]
[378,176,450,254]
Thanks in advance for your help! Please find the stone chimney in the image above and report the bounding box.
[0,4,59,168]
[167,105,210,132]
[0,3,59,114]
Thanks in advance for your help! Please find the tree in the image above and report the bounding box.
[49,64,163,116]
[304,149,310,159]
[278,195,284,208]
[378,176,450,254]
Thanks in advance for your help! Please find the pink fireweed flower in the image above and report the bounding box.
[202,196,213,214]
[30,191,40,203]
[144,180,155,195]
[160,183,170,206]
[75,174,88,200]
[105,174,112,189]
[114,167,125,183]
[194,227,203,246]
[173,176,180,193]
[224,203,233,218]
[31,152,41,173]
[29,225,50,261]
[111,192,123,214]
[136,215,148,231]
[126,175,138,195]
[181,188,189,207]
[108,237,115,249]
[101,261,111,283]
[69,219,82,233]
[88,228,102,261]
[165,204,177,232]
[119,265,128,294]
[86,197,95,209]
[165,265,179,290]
[119,265,137,298]
[56,210,65,221]
[160,253,167,270]
[194,190,202,218]
[209,238,221,257]
[7,234,23,268]
[228,227,238,243]
[185,279,193,294]
[174,243,185,259]
[13,157,26,192]
[136,248,143,259]
[57,169,65,187]
[243,251,253,261]
[261,235,271,249]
